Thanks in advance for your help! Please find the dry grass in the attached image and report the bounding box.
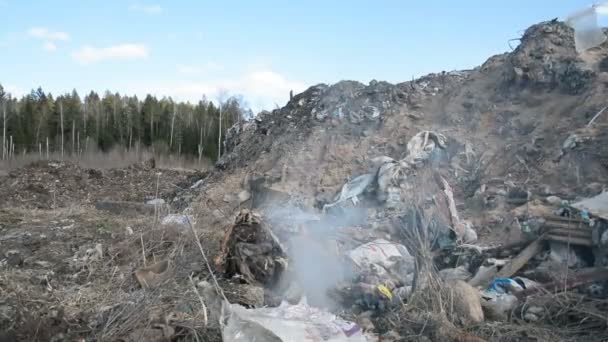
[0,146,212,173]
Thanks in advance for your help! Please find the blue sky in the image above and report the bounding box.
[0,0,600,110]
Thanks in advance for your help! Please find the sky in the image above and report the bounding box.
[0,0,603,111]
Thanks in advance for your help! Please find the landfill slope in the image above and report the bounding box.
[198,20,608,239]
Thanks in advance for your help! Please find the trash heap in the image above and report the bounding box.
[198,19,608,341]
[215,131,493,340]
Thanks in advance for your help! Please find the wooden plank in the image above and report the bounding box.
[546,228,592,238]
[495,237,544,279]
[545,234,594,246]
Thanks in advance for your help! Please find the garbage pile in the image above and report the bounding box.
[203,20,608,341]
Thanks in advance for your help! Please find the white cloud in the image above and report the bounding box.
[129,3,162,14]
[28,27,69,51]
[28,27,69,41]
[72,43,149,65]
[177,62,224,76]
[130,70,306,111]
[43,41,57,51]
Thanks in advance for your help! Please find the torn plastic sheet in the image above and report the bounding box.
[404,131,447,164]
[323,173,375,210]
[221,300,369,342]
[348,239,411,270]
[161,214,192,226]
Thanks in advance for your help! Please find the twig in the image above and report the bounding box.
[141,233,146,266]
[185,217,228,302]
[188,274,208,326]
[587,106,607,127]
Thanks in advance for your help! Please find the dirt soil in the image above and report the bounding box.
[2,20,608,341]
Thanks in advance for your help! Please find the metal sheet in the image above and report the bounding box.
[571,191,608,221]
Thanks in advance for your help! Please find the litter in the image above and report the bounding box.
[190,179,204,189]
[348,239,412,270]
[221,300,370,342]
[161,214,191,226]
[146,198,165,205]
[571,191,608,221]
[135,260,171,289]
[324,174,375,210]
[404,131,447,164]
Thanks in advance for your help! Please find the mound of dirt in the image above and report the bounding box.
[201,20,608,237]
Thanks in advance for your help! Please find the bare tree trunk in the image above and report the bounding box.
[83,99,87,137]
[2,103,6,160]
[198,124,203,164]
[170,103,176,148]
[35,107,44,148]
[46,137,49,159]
[60,101,64,160]
[9,135,12,159]
[150,109,154,144]
[218,104,222,159]
[71,120,75,156]
[77,132,80,157]
[39,143,42,159]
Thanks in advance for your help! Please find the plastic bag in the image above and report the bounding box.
[348,239,411,270]
[221,300,369,342]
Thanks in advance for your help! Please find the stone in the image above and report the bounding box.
[238,190,251,203]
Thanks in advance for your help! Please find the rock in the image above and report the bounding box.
[238,190,251,203]
[545,195,562,205]
[448,280,484,323]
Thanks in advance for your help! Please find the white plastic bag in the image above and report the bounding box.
[222,300,369,342]
[348,239,411,270]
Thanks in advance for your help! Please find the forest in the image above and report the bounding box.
[0,83,252,162]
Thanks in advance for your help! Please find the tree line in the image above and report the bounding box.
[0,83,252,162]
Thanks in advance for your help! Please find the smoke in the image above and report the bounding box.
[265,203,365,308]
